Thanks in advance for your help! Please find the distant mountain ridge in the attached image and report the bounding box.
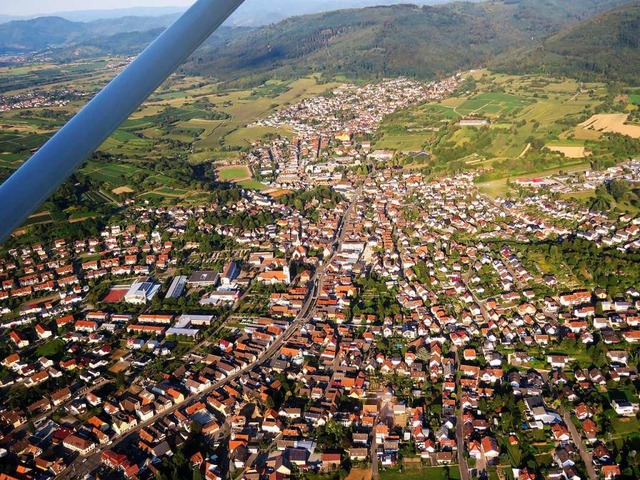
[0,15,180,53]
[0,8,182,25]
[0,1,473,26]
[0,2,468,54]
[1,0,639,85]
[180,0,640,82]
[491,3,640,83]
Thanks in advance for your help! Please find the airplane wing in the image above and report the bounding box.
[0,0,245,243]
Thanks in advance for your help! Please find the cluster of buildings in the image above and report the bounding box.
[0,88,84,113]
[245,75,461,190]
[1,73,640,480]
[509,160,640,250]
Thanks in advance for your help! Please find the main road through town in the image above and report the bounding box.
[454,348,471,480]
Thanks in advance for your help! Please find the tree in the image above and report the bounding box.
[115,372,126,390]
[416,347,429,362]
[608,179,630,202]
[190,421,202,435]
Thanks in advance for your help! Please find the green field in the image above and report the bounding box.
[381,465,460,480]
[237,179,267,190]
[154,187,189,196]
[243,81,292,100]
[375,133,432,151]
[80,161,141,185]
[36,338,66,358]
[83,190,113,205]
[68,209,99,221]
[139,192,170,202]
[218,166,250,181]
[0,132,50,153]
[455,92,530,117]
[376,71,608,182]
[423,104,461,119]
[611,415,640,436]
[22,213,54,226]
[630,94,640,105]
[224,125,293,149]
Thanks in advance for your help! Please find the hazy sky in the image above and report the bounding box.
[0,1,195,16]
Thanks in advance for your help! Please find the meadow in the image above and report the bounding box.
[218,166,252,181]
[454,91,531,116]
[380,464,461,480]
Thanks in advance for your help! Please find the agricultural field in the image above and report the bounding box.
[454,92,531,117]
[376,70,635,188]
[375,133,431,151]
[22,212,54,227]
[79,161,143,185]
[0,131,51,154]
[545,140,590,158]
[0,62,340,205]
[578,113,640,139]
[237,179,267,191]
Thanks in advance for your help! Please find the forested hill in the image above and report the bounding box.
[0,15,179,53]
[2,0,639,84]
[181,0,637,82]
[491,3,640,83]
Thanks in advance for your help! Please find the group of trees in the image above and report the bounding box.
[155,106,230,129]
[531,238,640,294]
[590,133,640,161]
[278,186,345,218]
[203,210,278,231]
[352,273,402,320]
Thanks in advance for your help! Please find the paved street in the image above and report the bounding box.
[560,406,598,480]
[454,348,471,480]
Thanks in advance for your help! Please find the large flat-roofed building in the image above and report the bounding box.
[187,271,219,287]
[165,314,215,339]
[179,314,215,326]
[200,290,240,305]
[124,278,160,304]
[165,275,187,299]
[165,327,200,339]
